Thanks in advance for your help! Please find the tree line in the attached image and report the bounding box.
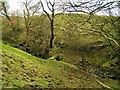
[1,0,120,60]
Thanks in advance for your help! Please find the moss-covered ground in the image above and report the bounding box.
[1,43,120,89]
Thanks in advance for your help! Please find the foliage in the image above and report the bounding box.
[1,0,120,89]
[2,14,120,84]
[2,43,120,88]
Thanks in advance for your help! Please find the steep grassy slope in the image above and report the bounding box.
[1,43,120,89]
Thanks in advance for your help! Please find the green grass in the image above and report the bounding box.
[1,43,120,89]
[2,43,38,60]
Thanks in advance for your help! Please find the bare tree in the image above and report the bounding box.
[23,0,41,52]
[1,1,11,21]
[66,0,120,59]
[40,0,65,49]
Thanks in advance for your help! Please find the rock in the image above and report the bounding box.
[48,56,55,60]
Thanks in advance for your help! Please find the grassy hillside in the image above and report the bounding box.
[1,14,120,89]
[1,43,120,89]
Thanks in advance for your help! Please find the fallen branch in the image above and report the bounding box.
[96,79,113,90]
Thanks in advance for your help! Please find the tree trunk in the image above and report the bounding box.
[50,20,54,48]
[25,26,29,52]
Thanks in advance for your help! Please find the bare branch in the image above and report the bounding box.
[40,1,51,21]
[46,0,52,11]
[1,1,11,21]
